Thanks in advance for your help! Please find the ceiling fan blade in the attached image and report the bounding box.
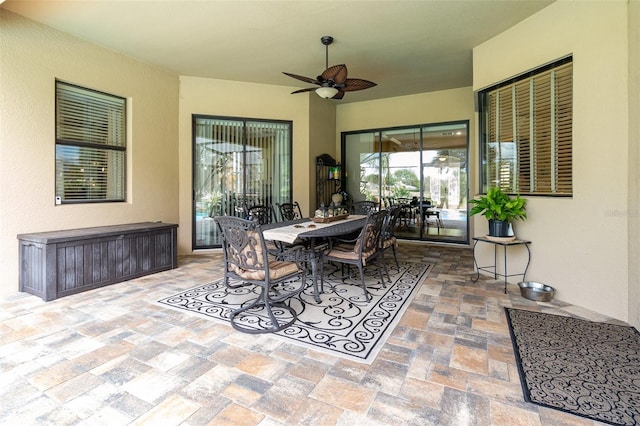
[341,78,377,92]
[320,64,347,84]
[282,72,319,85]
[331,90,345,100]
[290,87,317,94]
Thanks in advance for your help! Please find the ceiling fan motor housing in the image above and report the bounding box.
[321,36,333,46]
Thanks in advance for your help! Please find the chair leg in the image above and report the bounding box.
[225,277,251,289]
[357,263,371,302]
[391,245,400,270]
[229,284,298,334]
[379,250,391,284]
[378,257,390,286]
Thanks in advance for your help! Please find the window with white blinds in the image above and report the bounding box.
[478,57,573,196]
[55,81,126,203]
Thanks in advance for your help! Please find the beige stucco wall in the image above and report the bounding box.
[177,77,327,253]
[336,87,475,143]
[0,10,180,299]
[474,0,632,322]
[308,94,338,216]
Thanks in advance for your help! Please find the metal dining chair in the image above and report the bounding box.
[276,201,304,221]
[380,206,401,272]
[352,200,378,215]
[321,210,389,302]
[214,216,307,334]
[247,204,288,256]
[247,204,276,225]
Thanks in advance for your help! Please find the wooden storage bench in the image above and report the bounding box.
[18,222,178,301]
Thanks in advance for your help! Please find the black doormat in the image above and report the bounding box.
[505,308,640,426]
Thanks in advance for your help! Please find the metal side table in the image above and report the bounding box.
[472,236,531,293]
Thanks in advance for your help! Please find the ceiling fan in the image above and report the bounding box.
[283,36,377,100]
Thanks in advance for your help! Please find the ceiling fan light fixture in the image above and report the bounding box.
[316,86,339,99]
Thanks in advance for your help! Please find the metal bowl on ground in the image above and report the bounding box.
[518,281,555,302]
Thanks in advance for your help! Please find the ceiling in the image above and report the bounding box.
[1,0,554,103]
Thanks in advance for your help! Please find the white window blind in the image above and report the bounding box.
[479,58,573,196]
[55,81,126,203]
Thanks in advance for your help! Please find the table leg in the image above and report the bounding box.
[307,238,322,303]
[522,243,531,282]
[309,253,322,303]
[493,243,497,280]
[472,239,480,282]
[503,245,508,293]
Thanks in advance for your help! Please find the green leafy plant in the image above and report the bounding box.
[468,187,527,222]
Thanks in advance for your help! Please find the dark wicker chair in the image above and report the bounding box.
[214,216,307,334]
[321,210,388,302]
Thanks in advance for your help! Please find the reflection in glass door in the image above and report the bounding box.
[193,116,292,249]
[342,121,468,244]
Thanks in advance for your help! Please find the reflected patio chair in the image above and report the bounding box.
[321,210,389,302]
[276,201,304,221]
[382,196,395,209]
[214,216,307,334]
[380,206,401,272]
[352,200,378,215]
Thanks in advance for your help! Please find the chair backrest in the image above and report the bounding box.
[214,215,268,275]
[352,200,378,215]
[247,204,275,225]
[382,206,402,242]
[277,202,303,221]
[355,210,387,255]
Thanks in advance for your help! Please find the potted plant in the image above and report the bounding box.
[468,187,527,237]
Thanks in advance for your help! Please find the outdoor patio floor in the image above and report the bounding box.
[0,243,623,425]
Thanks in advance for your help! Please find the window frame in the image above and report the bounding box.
[55,80,127,204]
[477,55,573,197]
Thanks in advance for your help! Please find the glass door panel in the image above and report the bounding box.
[193,116,291,249]
[342,121,468,244]
[343,132,378,205]
[419,122,468,242]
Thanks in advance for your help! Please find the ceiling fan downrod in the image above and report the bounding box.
[321,36,333,70]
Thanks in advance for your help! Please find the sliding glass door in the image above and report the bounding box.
[342,121,468,244]
[193,115,292,249]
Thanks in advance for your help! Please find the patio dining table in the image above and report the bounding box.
[262,215,367,303]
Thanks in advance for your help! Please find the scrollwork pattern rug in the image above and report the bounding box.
[158,261,432,364]
[505,308,640,426]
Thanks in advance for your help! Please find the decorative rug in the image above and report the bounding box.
[158,261,432,364]
[505,308,640,426]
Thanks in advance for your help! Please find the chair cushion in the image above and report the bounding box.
[234,230,265,268]
[326,244,376,266]
[266,240,280,252]
[381,236,397,249]
[354,223,375,253]
[231,260,300,281]
[229,230,300,280]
